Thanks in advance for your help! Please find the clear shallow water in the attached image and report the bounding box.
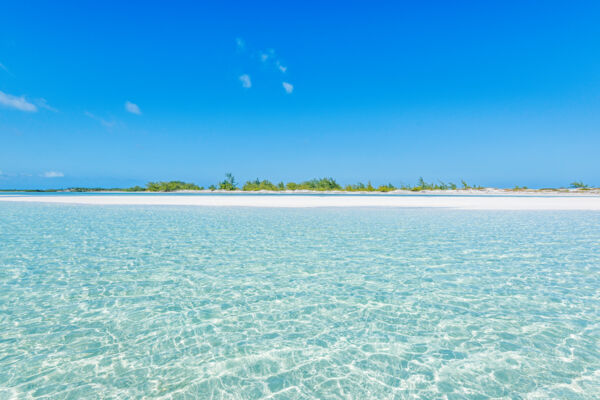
[0,204,599,399]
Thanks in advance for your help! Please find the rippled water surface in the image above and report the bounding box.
[1,203,599,399]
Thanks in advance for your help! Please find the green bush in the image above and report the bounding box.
[243,179,279,191]
[145,181,202,192]
[294,178,342,191]
[570,181,588,189]
[218,173,238,190]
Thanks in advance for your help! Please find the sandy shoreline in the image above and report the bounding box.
[1,193,600,210]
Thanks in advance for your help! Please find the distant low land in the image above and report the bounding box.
[1,175,598,194]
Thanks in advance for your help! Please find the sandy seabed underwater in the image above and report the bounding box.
[0,203,599,399]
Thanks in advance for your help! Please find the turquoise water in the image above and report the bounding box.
[1,203,599,399]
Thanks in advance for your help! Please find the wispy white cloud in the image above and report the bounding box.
[282,82,294,94]
[259,48,275,64]
[0,171,34,179]
[41,171,64,178]
[36,98,58,112]
[275,60,287,73]
[0,62,9,73]
[236,41,291,91]
[125,101,141,115]
[0,90,37,112]
[239,74,252,88]
[84,111,115,128]
[236,37,245,50]
[258,49,287,74]
[0,170,13,178]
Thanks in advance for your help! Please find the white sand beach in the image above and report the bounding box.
[1,193,599,210]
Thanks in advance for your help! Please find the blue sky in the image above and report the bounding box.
[1,1,599,189]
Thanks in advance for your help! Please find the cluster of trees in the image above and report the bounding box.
[342,178,483,192]
[8,175,593,192]
[216,173,237,191]
[343,182,397,192]
[135,181,203,192]
[242,179,284,191]
[287,178,342,191]
[183,175,483,192]
[570,181,589,189]
[60,176,490,192]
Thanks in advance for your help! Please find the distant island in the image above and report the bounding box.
[1,174,597,193]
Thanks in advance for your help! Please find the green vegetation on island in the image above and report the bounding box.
[144,181,203,192]
[218,173,238,191]
[0,175,596,193]
[570,181,589,189]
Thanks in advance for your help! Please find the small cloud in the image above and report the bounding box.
[0,90,37,112]
[276,60,287,73]
[0,170,15,179]
[235,37,245,50]
[36,98,58,112]
[282,82,294,94]
[41,171,64,178]
[236,43,291,92]
[239,74,252,89]
[125,101,141,115]
[85,111,115,128]
[0,62,9,73]
[259,49,274,63]
[259,49,287,74]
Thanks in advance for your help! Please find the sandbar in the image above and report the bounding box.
[1,193,599,210]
